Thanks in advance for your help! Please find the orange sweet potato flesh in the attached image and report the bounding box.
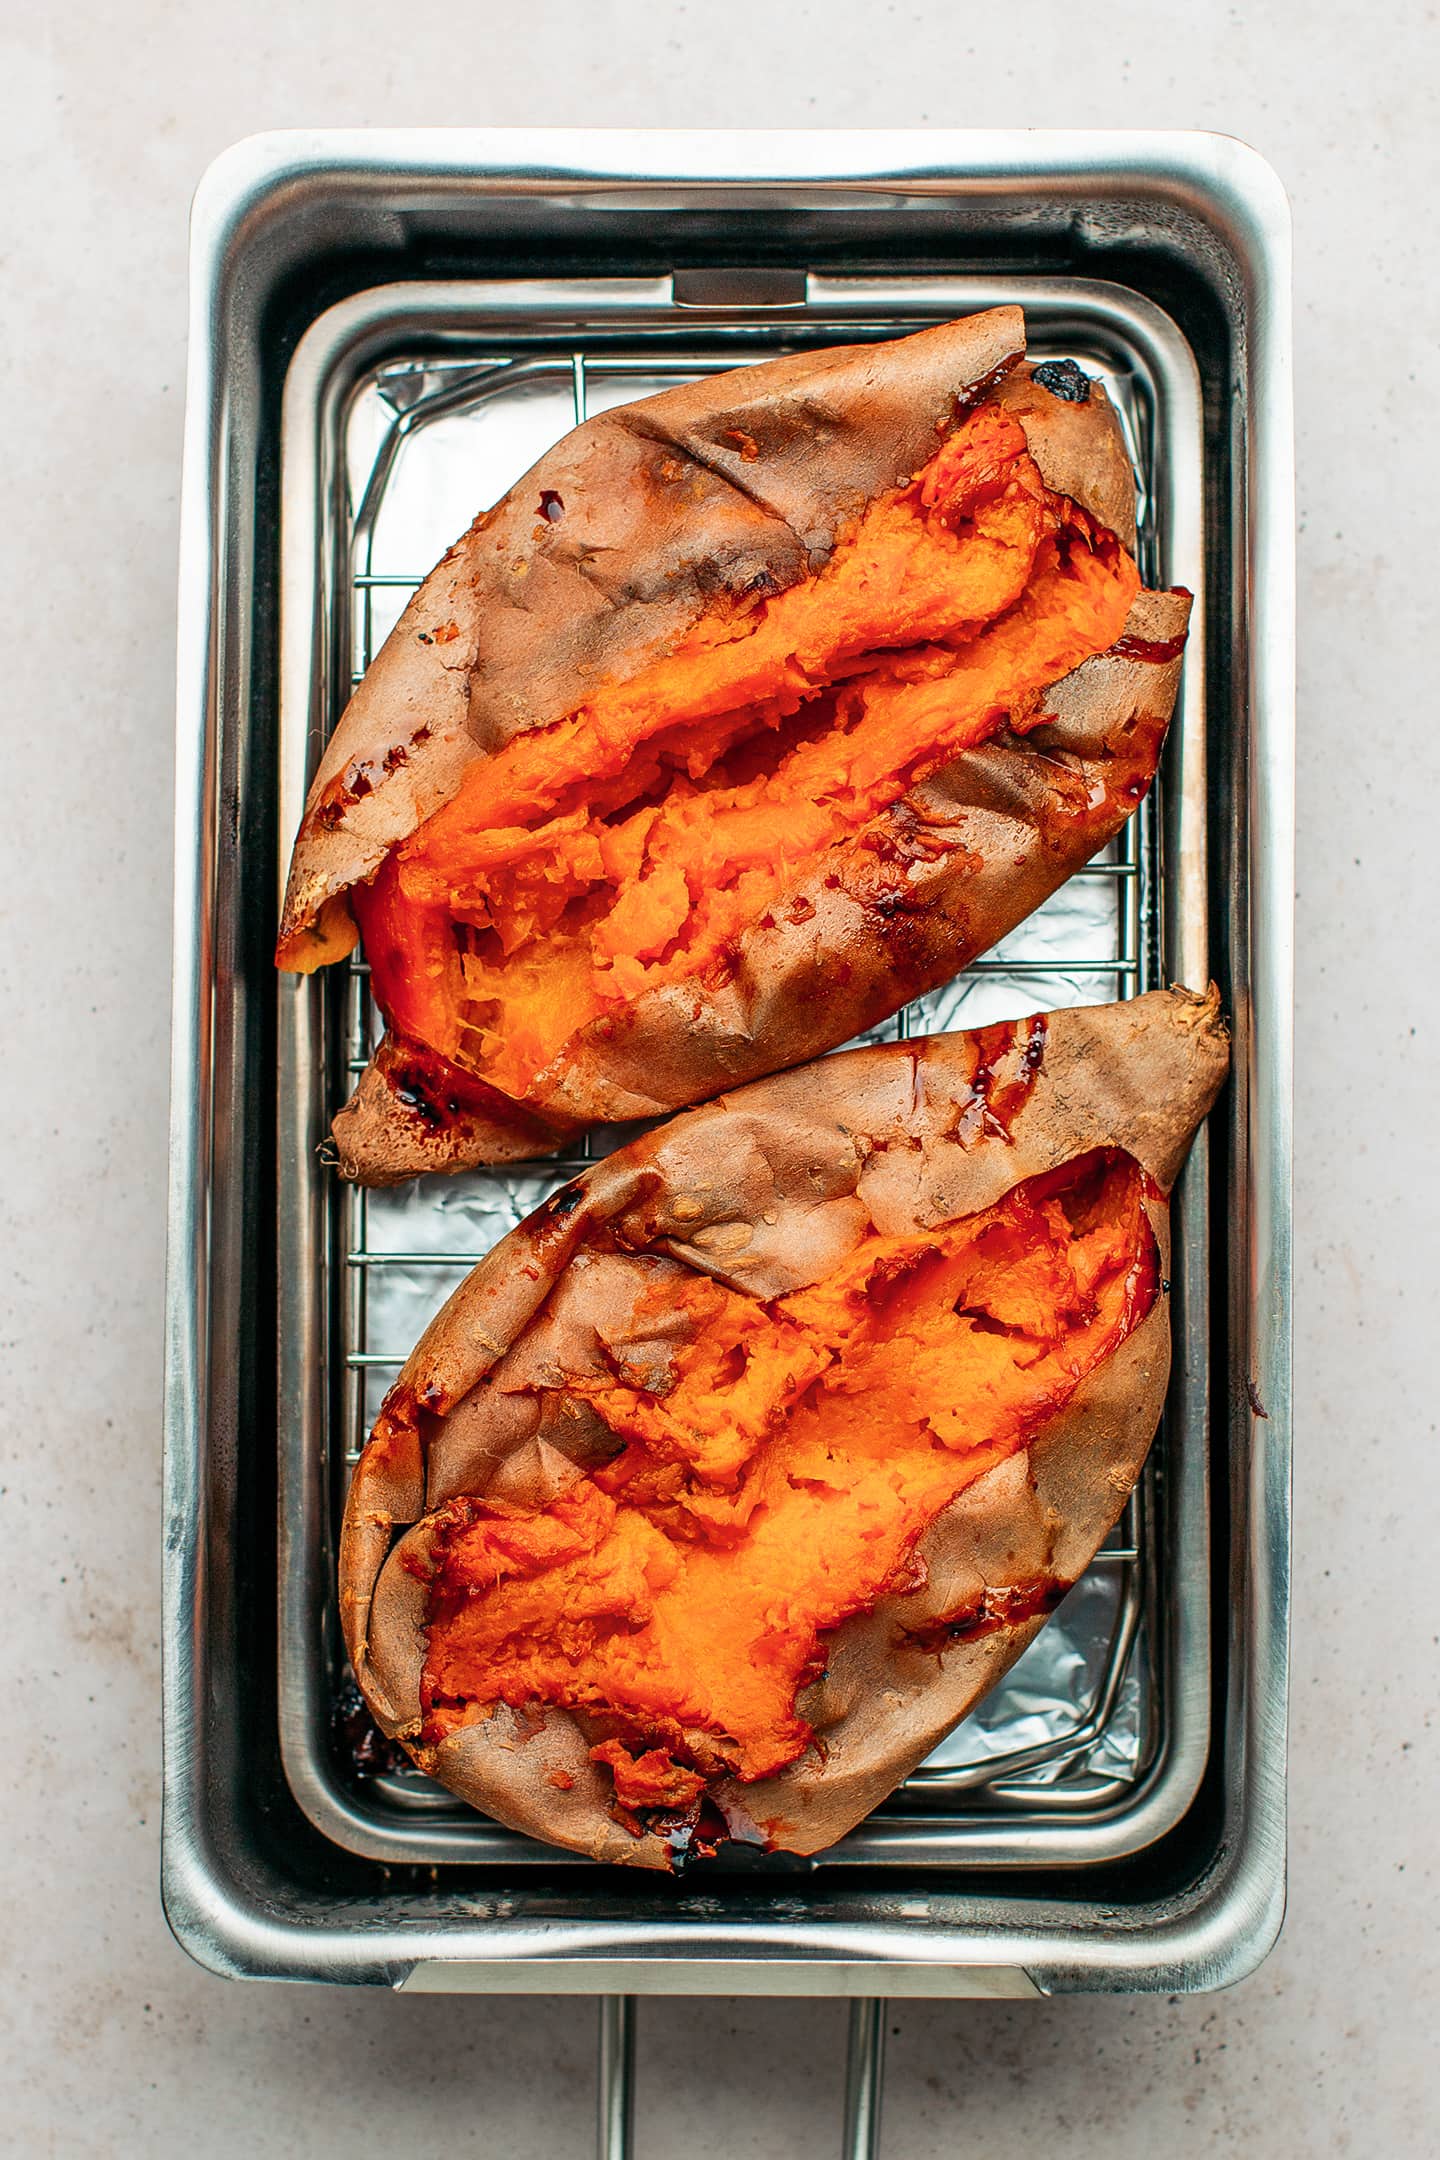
[352,407,1139,1105]
[419,1147,1157,1797]
[340,989,1230,1865]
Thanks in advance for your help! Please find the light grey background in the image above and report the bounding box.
[3,3,1436,2154]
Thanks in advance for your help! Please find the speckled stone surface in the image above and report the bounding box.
[3,6,1436,2153]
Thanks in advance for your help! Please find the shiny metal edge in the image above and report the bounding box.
[164,129,1293,1995]
[276,271,1210,1872]
[403,1964,1039,2000]
[194,123,1291,220]
[163,135,221,1988]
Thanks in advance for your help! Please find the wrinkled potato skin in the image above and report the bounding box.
[341,988,1229,1867]
[276,308,1190,1185]
[279,308,1031,957]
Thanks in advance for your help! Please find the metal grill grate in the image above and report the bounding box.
[327,337,1164,1830]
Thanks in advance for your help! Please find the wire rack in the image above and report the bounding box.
[327,339,1164,1837]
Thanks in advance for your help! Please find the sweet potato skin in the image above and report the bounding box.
[278,309,1186,1185]
[279,308,1029,964]
[340,988,1229,1865]
[331,582,1188,1180]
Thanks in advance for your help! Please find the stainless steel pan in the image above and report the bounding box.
[164,129,1293,2001]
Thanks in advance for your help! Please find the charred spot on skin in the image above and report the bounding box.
[870,886,920,921]
[858,822,927,871]
[873,803,954,869]
[313,733,431,827]
[393,1067,465,1130]
[333,1678,410,1778]
[1030,358,1092,404]
[907,1578,1068,1656]
[652,1796,765,1873]
[862,891,946,986]
[537,489,566,524]
[951,359,1023,417]
[547,1182,585,1218]
[662,1800,723,1870]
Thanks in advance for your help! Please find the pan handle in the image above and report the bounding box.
[842,1998,888,2160]
[597,1995,636,2160]
[595,1992,889,2160]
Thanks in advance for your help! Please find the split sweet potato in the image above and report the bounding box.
[277,309,1192,1182]
[340,987,1228,1867]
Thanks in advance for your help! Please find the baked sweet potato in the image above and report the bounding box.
[340,987,1228,1867]
[277,309,1192,1183]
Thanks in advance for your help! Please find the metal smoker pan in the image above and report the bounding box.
[164,131,1293,2006]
